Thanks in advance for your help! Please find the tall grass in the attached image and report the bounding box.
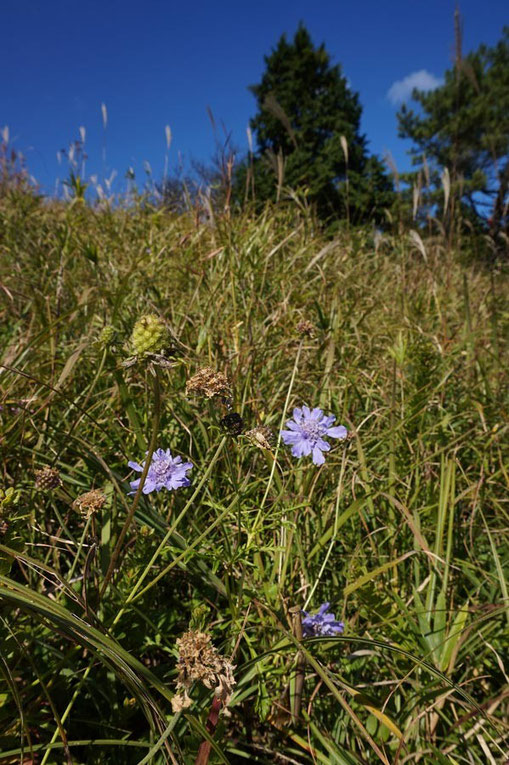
[0,188,507,763]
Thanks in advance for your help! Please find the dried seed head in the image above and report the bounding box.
[220,412,244,437]
[73,489,107,518]
[35,467,62,491]
[246,426,274,451]
[186,368,232,402]
[131,314,168,356]
[170,689,193,713]
[171,630,236,714]
[296,319,315,337]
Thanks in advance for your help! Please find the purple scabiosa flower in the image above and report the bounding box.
[128,449,192,494]
[281,406,347,465]
[302,603,344,637]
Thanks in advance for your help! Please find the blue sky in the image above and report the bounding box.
[2,0,507,195]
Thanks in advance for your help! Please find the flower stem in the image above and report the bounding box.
[194,695,222,765]
[289,605,305,725]
[99,367,162,599]
[246,340,303,552]
[112,436,227,618]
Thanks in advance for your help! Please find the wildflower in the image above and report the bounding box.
[34,467,62,491]
[73,489,107,518]
[281,406,347,465]
[171,630,236,714]
[246,425,274,451]
[302,603,344,637]
[220,412,244,437]
[186,367,232,402]
[128,448,192,494]
[131,314,168,356]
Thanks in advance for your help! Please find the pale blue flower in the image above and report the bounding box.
[281,406,347,465]
[302,603,344,637]
[128,448,192,494]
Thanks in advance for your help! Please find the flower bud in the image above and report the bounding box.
[98,325,116,348]
[131,314,168,356]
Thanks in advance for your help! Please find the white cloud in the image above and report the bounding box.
[387,70,443,105]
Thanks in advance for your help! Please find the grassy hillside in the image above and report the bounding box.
[0,191,508,763]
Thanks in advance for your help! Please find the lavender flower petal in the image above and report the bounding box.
[326,425,348,440]
[128,449,193,494]
[281,406,348,465]
[302,603,344,637]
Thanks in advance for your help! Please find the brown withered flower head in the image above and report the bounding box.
[246,426,275,452]
[35,467,62,491]
[296,319,315,337]
[186,367,232,403]
[73,489,107,519]
[171,630,236,714]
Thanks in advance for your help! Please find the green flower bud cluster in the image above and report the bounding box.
[98,325,116,348]
[131,314,168,356]
[0,488,17,536]
[0,487,15,509]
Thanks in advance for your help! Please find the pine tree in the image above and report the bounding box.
[239,24,393,224]
[397,24,509,236]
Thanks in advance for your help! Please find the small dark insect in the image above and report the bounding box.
[220,412,244,437]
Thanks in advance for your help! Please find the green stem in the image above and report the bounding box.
[289,605,305,725]
[112,436,227,619]
[55,347,108,462]
[66,515,92,584]
[99,367,162,599]
[247,340,303,547]
[303,448,347,610]
[40,659,94,765]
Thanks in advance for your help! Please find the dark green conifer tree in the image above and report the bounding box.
[239,24,394,224]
